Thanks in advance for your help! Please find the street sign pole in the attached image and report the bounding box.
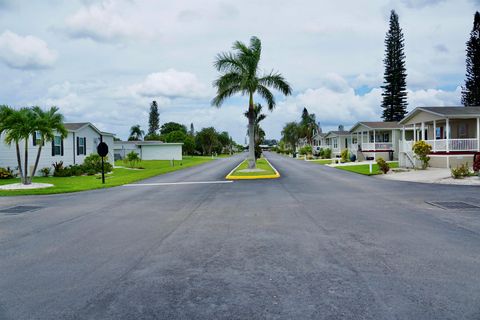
[97,136,109,185]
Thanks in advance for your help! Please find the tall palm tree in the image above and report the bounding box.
[1,107,35,184]
[212,36,292,168]
[129,125,144,141]
[30,106,67,183]
[0,105,24,182]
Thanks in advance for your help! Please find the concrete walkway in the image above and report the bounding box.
[377,167,480,185]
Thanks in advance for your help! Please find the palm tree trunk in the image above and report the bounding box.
[15,141,24,184]
[248,93,256,169]
[24,138,30,185]
[31,140,43,181]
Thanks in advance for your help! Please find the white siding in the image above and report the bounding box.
[140,145,183,160]
[0,125,114,175]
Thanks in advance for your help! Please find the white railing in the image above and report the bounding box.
[403,139,478,152]
[360,142,393,151]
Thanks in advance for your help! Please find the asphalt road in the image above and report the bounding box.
[1,152,480,319]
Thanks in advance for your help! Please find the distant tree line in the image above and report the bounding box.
[127,100,239,156]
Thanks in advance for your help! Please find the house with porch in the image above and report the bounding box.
[349,122,409,161]
[398,106,480,168]
[324,127,351,158]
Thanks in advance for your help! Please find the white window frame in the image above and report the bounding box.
[53,136,62,156]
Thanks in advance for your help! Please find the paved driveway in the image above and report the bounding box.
[0,152,479,319]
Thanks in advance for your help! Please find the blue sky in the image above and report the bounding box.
[0,0,477,142]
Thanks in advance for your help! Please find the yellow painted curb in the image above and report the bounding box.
[225,158,281,180]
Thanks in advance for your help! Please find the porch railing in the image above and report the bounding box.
[361,142,393,151]
[401,139,479,152]
[425,139,478,152]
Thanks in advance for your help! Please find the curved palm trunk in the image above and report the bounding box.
[15,141,24,184]
[24,138,30,185]
[248,94,256,169]
[30,141,43,182]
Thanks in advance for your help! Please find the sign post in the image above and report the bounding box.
[97,138,109,184]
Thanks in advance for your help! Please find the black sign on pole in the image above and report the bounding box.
[97,139,109,184]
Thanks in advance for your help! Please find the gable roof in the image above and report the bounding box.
[325,130,350,138]
[400,106,480,124]
[64,122,115,136]
[350,121,401,132]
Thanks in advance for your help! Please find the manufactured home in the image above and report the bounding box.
[0,122,115,175]
[399,106,480,168]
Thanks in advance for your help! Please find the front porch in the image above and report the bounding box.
[401,117,480,153]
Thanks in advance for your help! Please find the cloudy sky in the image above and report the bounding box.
[0,0,478,142]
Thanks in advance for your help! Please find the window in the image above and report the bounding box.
[77,137,86,155]
[52,136,63,156]
[33,131,42,146]
[333,138,338,149]
[382,133,389,142]
[458,123,468,138]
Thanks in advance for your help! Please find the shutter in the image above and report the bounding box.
[84,138,87,155]
[33,133,36,146]
[76,137,79,156]
[61,139,64,156]
[51,141,55,156]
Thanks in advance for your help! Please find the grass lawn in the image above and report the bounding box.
[310,159,333,165]
[0,156,213,196]
[335,162,399,176]
[228,158,277,177]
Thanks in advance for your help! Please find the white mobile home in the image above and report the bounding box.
[349,121,406,161]
[114,141,183,161]
[399,106,480,168]
[0,122,115,175]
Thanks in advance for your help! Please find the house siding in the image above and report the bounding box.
[0,125,114,175]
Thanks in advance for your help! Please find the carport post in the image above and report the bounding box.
[433,120,436,152]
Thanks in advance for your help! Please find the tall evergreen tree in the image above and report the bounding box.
[381,10,408,122]
[147,100,160,136]
[462,11,480,106]
[190,123,195,136]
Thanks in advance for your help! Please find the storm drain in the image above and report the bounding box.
[0,205,43,215]
[426,201,480,210]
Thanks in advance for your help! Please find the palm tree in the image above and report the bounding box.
[212,36,292,168]
[129,125,144,141]
[30,106,67,183]
[281,122,300,154]
[244,103,266,147]
[0,105,24,182]
[0,107,35,184]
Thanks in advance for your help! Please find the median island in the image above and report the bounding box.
[226,158,280,180]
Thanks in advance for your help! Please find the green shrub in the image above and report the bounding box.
[451,163,471,179]
[40,167,51,177]
[125,151,141,168]
[0,167,14,179]
[83,153,113,173]
[412,141,432,169]
[376,157,390,174]
[322,148,332,159]
[299,145,313,156]
[340,149,349,163]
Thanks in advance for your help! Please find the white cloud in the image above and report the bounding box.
[401,0,447,9]
[408,86,461,108]
[0,30,57,69]
[64,0,149,42]
[129,69,211,99]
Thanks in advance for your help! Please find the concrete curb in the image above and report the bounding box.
[225,158,281,180]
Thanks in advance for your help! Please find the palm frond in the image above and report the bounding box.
[211,85,242,107]
[256,85,276,110]
[214,52,244,73]
[258,72,292,96]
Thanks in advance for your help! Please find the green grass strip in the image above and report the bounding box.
[335,162,399,176]
[229,158,276,177]
[0,156,213,196]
